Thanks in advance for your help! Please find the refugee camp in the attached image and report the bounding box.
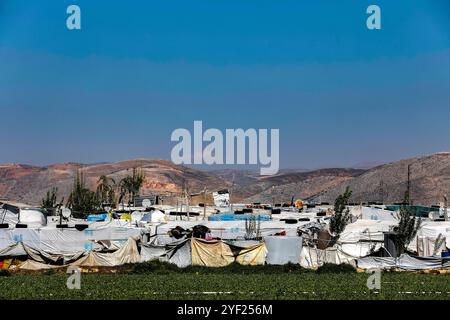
[1,163,449,276]
[1,0,450,304]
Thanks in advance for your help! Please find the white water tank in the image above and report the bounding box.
[19,208,47,227]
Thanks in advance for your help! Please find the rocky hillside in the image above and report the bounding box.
[307,152,450,206]
[214,168,363,202]
[239,168,363,203]
[1,153,449,206]
[0,159,230,205]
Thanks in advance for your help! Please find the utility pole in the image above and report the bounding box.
[404,164,412,205]
[185,181,190,220]
[444,195,448,221]
[379,179,385,204]
[271,186,275,208]
[203,187,207,220]
[230,173,235,213]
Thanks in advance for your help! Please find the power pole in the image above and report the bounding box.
[230,173,235,213]
[379,179,385,204]
[444,195,448,221]
[271,186,275,208]
[203,187,207,220]
[404,164,411,205]
[185,182,190,220]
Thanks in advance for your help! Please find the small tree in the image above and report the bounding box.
[67,170,100,218]
[393,206,421,255]
[41,187,59,215]
[119,167,145,207]
[329,187,352,238]
[96,175,116,209]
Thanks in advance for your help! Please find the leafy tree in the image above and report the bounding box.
[41,187,59,215]
[67,170,100,218]
[96,175,116,208]
[329,187,352,238]
[393,206,421,255]
[119,167,145,207]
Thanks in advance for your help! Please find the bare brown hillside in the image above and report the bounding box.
[0,160,230,205]
[307,152,450,206]
[1,153,448,206]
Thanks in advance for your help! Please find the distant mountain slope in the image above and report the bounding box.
[240,169,364,203]
[0,159,230,205]
[1,153,448,206]
[307,152,450,206]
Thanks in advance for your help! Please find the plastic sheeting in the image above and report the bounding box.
[19,260,63,271]
[140,210,165,223]
[140,244,167,263]
[191,238,235,267]
[191,238,267,267]
[361,207,397,221]
[23,243,84,264]
[165,240,192,268]
[357,254,450,270]
[234,243,267,266]
[0,222,143,257]
[300,246,357,269]
[142,238,267,267]
[209,213,270,221]
[414,221,450,250]
[338,219,395,243]
[212,191,230,207]
[155,221,302,244]
[0,242,26,257]
[140,239,192,268]
[264,236,303,265]
[416,236,447,257]
[72,237,140,267]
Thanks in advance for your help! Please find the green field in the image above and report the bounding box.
[1,263,449,300]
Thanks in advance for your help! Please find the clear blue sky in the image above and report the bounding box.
[1,0,450,169]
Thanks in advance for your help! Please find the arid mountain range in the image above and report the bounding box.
[1,152,449,206]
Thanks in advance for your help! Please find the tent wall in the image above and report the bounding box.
[265,236,303,265]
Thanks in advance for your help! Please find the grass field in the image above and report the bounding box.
[1,263,449,300]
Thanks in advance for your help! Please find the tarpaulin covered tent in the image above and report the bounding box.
[140,238,192,268]
[337,219,449,257]
[72,237,141,267]
[141,238,267,267]
[19,260,64,271]
[300,246,357,269]
[15,237,142,270]
[234,243,268,266]
[155,221,303,244]
[361,207,398,221]
[1,202,47,227]
[414,221,450,248]
[0,221,143,257]
[209,213,270,221]
[338,219,396,243]
[385,205,439,217]
[140,210,165,223]
[357,254,450,270]
[191,238,236,267]
[191,238,267,267]
[264,236,303,265]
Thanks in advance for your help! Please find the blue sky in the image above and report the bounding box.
[1,0,450,169]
